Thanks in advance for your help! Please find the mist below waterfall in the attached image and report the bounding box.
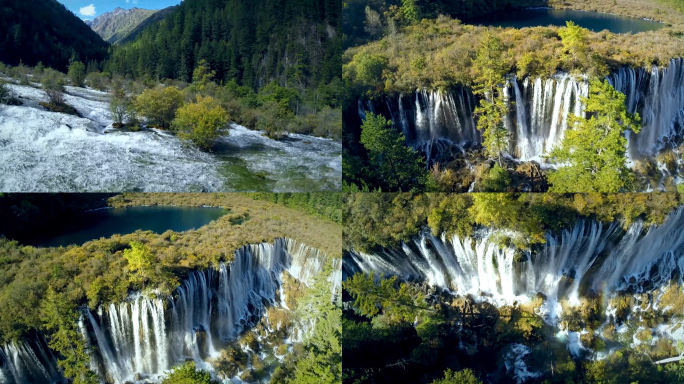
[0,238,340,384]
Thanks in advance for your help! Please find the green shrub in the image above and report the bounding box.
[161,362,219,384]
[86,71,109,91]
[477,163,512,192]
[0,80,19,105]
[34,62,45,75]
[431,369,482,384]
[109,83,135,127]
[12,64,30,85]
[256,100,291,139]
[41,73,66,106]
[134,86,185,129]
[172,95,229,149]
[68,61,86,87]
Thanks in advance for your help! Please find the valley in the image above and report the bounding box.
[0,0,342,193]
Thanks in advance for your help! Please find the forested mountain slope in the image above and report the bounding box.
[0,0,108,71]
[105,0,341,91]
[116,6,178,45]
[89,7,160,44]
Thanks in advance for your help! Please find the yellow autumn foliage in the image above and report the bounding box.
[172,95,230,149]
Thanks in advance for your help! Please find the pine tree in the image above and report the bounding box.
[472,32,509,164]
[401,0,421,24]
[559,21,590,69]
[430,369,483,384]
[291,261,342,384]
[109,82,133,127]
[343,272,429,323]
[41,288,98,384]
[547,79,641,193]
[360,112,426,191]
[68,61,86,87]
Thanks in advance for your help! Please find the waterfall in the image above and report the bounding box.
[362,88,480,157]
[0,335,63,384]
[346,209,684,307]
[357,59,684,163]
[607,58,684,156]
[0,238,337,384]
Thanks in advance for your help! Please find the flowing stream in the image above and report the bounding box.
[0,83,341,192]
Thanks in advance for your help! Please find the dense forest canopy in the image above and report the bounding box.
[0,0,109,72]
[1,0,342,103]
[104,0,342,91]
[343,193,684,252]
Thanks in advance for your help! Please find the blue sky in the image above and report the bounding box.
[57,0,181,19]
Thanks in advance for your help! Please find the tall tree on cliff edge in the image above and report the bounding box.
[0,0,109,72]
[547,79,641,193]
[105,0,341,92]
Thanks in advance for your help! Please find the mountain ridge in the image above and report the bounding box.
[89,6,163,44]
[0,0,108,71]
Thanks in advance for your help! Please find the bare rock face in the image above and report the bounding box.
[88,7,162,44]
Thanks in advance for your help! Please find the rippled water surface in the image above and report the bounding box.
[0,82,341,192]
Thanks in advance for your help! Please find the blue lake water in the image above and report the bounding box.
[469,8,665,34]
[30,206,228,247]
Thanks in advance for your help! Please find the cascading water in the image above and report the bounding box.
[0,335,63,384]
[345,209,684,310]
[358,88,480,164]
[607,58,684,157]
[357,59,684,164]
[509,74,588,162]
[0,238,337,384]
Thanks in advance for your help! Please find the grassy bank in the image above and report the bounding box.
[105,193,342,257]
